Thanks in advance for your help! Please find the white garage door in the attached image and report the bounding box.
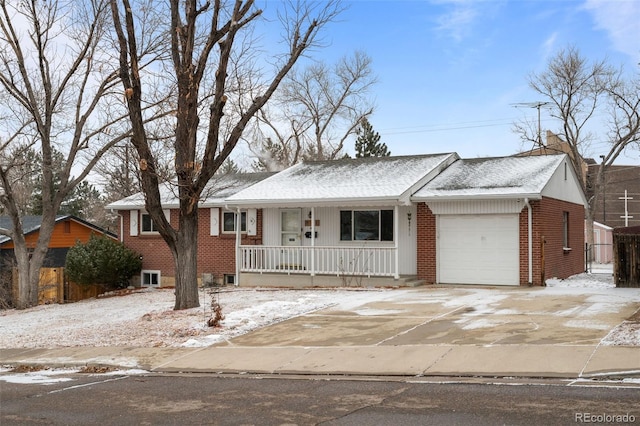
[438,214,519,286]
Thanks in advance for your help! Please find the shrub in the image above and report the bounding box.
[65,235,142,290]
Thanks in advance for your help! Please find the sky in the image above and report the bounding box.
[252,0,639,165]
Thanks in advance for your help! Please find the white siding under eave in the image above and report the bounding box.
[260,205,417,275]
[426,199,525,215]
[541,159,587,206]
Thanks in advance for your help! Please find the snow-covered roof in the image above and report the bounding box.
[105,172,274,210]
[226,153,458,206]
[412,155,567,200]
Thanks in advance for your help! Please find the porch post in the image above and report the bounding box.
[235,208,241,286]
[311,207,315,276]
[394,205,400,279]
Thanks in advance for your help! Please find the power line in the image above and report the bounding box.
[378,116,553,136]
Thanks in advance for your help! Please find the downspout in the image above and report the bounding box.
[524,198,533,286]
[235,208,241,286]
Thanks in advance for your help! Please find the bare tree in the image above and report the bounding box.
[0,0,138,308]
[514,46,640,246]
[248,50,377,171]
[109,0,343,310]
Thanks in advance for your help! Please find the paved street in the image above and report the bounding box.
[2,373,639,425]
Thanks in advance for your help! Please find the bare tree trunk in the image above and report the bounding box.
[110,0,343,310]
[14,241,32,309]
[173,209,200,310]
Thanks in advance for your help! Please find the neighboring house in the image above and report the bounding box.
[586,221,613,264]
[105,172,274,287]
[226,153,586,287]
[0,215,117,303]
[0,215,117,268]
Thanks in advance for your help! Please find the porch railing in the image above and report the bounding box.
[240,245,397,277]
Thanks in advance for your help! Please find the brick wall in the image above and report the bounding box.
[537,197,585,281]
[416,203,436,283]
[119,208,263,286]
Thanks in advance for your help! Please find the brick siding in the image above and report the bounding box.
[119,208,262,286]
[535,197,585,282]
[416,203,436,283]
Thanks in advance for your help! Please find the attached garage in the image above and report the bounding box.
[413,154,589,287]
[438,214,519,286]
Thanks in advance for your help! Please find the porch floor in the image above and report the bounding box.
[238,273,425,288]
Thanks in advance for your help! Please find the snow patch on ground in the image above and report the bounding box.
[0,368,80,385]
[0,272,638,350]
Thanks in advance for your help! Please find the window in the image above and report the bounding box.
[141,213,159,233]
[340,210,394,241]
[562,211,570,248]
[63,221,71,234]
[141,270,160,287]
[223,211,246,233]
[224,274,235,285]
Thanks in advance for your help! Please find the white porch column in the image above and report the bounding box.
[394,205,400,279]
[311,207,315,276]
[235,208,241,286]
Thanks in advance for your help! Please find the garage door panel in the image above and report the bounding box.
[438,215,519,286]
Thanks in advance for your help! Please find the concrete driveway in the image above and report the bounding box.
[219,285,639,348]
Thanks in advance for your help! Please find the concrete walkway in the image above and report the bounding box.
[1,343,638,379]
[2,286,639,380]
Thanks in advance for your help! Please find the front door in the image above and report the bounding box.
[281,209,302,269]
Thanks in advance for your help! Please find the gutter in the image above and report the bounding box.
[412,193,543,202]
[225,197,406,209]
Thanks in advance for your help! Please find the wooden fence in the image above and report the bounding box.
[12,267,105,304]
[613,228,640,288]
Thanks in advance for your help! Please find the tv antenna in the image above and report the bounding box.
[511,101,551,146]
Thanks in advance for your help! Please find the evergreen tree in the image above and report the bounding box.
[354,118,390,158]
[29,150,103,220]
[218,158,242,175]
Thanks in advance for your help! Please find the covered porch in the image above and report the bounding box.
[224,154,458,287]
[240,244,398,278]
[234,204,412,286]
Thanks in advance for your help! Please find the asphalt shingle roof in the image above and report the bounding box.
[226,154,457,205]
[412,155,565,199]
[105,172,274,210]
